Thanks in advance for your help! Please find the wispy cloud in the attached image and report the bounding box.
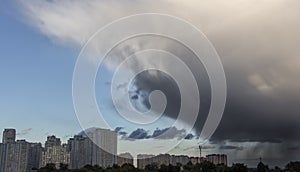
[17,128,32,136]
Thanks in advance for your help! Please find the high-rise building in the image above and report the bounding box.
[69,135,93,169]
[41,144,70,169]
[2,129,16,144]
[88,128,117,168]
[0,140,30,172]
[206,154,227,166]
[0,143,6,170]
[0,129,42,172]
[27,143,43,171]
[69,128,117,169]
[45,135,61,150]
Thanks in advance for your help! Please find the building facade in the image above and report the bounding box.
[0,129,42,172]
[137,154,201,169]
[27,143,42,171]
[45,135,61,150]
[206,154,227,165]
[69,128,117,169]
[0,140,30,172]
[69,135,92,169]
[88,128,117,168]
[41,144,70,169]
[137,154,155,169]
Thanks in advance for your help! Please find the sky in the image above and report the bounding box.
[1,0,300,168]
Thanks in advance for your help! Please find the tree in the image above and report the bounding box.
[273,166,282,172]
[120,163,136,172]
[145,163,158,172]
[200,161,216,172]
[112,164,120,169]
[183,161,193,171]
[59,163,69,170]
[39,163,57,172]
[80,164,95,172]
[285,161,300,172]
[231,163,247,172]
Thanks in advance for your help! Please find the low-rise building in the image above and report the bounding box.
[117,153,134,166]
[137,154,155,169]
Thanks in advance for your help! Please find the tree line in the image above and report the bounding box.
[38,161,300,172]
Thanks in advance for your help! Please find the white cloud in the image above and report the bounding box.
[249,74,273,93]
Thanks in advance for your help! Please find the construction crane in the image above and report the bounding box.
[183,145,214,158]
[199,145,202,158]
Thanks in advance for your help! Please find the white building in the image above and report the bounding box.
[88,128,117,168]
[69,128,117,169]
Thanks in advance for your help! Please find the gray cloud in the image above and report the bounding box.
[114,127,124,133]
[119,131,127,136]
[114,127,128,136]
[219,145,243,151]
[128,128,149,139]
[124,127,193,140]
[184,134,194,140]
[152,127,186,140]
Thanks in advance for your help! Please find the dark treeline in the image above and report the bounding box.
[38,161,300,172]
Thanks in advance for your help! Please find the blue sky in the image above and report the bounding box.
[0,2,82,142]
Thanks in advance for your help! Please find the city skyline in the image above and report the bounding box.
[0,128,229,171]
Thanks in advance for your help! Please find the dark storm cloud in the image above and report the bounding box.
[99,3,300,166]
[125,127,193,140]
[112,36,212,134]
[102,31,300,165]
[114,127,124,133]
[152,128,170,138]
[118,131,127,136]
[184,133,194,140]
[130,95,138,100]
[125,11,300,137]
[114,12,300,164]
[128,128,148,139]
[287,147,300,151]
[114,127,128,136]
